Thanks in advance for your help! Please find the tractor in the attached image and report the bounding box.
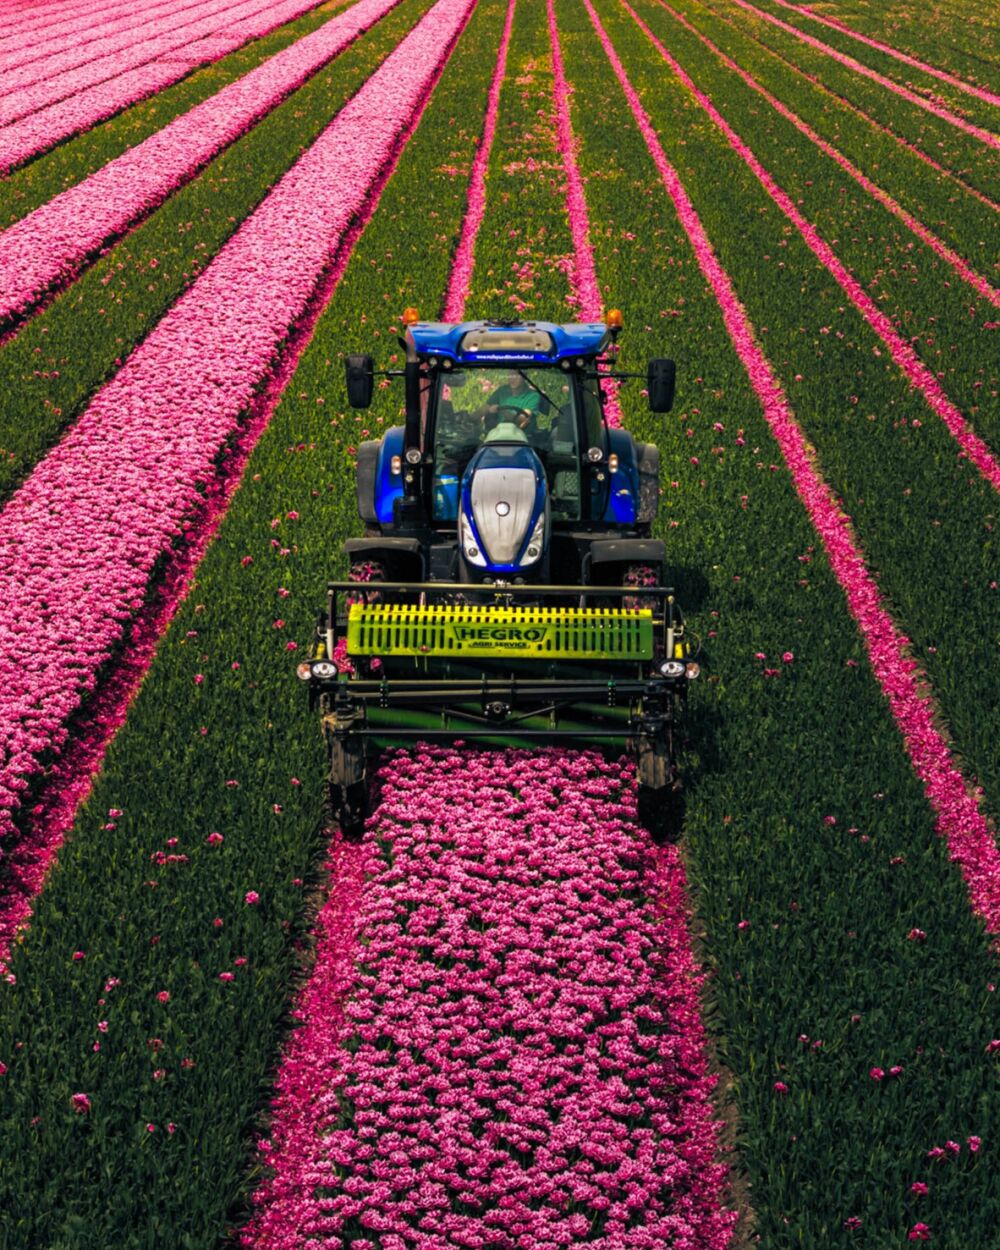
[297,310,699,840]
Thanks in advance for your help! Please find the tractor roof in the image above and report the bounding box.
[408,319,609,364]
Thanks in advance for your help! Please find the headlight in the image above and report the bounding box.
[312,660,337,679]
[296,662,313,681]
[459,512,487,566]
[685,662,700,680]
[519,511,546,565]
[659,660,685,677]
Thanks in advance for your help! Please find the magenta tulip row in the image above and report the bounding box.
[242,749,737,1250]
[0,0,232,84]
[0,0,476,848]
[0,0,404,329]
[726,0,1000,150]
[657,0,1000,310]
[767,0,1000,109]
[582,0,1000,932]
[628,0,1000,494]
[0,0,332,172]
[0,0,174,39]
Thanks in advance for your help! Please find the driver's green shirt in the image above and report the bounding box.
[488,384,545,423]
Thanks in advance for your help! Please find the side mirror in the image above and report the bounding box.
[647,358,676,413]
[345,353,374,409]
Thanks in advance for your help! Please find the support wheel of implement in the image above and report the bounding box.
[623,562,659,612]
[347,559,385,606]
[330,780,368,842]
[638,783,684,845]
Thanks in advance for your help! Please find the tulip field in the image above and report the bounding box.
[0,0,997,1245]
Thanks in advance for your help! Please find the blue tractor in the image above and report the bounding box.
[298,311,699,839]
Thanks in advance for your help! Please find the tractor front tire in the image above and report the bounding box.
[638,783,684,845]
[334,780,368,842]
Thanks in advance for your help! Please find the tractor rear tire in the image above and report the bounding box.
[638,783,684,845]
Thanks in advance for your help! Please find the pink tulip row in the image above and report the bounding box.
[0,0,437,968]
[767,0,1000,109]
[242,749,736,1250]
[726,0,1000,150]
[625,0,1000,495]
[0,0,314,125]
[546,0,624,429]
[440,0,516,323]
[705,3,1000,217]
[0,0,227,82]
[656,0,1000,310]
[0,0,334,172]
[584,0,1000,932]
[0,0,477,850]
[0,0,405,329]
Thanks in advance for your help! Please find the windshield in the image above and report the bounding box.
[431,368,584,521]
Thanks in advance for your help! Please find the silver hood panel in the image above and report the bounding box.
[470,466,537,565]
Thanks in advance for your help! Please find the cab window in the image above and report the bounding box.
[431,368,582,521]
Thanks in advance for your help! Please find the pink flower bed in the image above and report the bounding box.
[0,0,447,965]
[726,0,1000,150]
[585,0,1000,930]
[655,0,999,309]
[0,0,314,125]
[0,0,404,329]
[0,0,222,85]
[0,0,334,172]
[0,0,477,850]
[242,748,736,1249]
[767,0,1000,109]
[625,0,1000,494]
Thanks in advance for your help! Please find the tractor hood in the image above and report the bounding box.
[459,445,548,572]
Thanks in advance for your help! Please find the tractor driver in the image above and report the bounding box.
[479,370,543,441]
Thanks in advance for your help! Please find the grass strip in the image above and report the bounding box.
[654,0,998,306]
[0,2,510,1242]
[0,0,406,330]
[0,0,432,504]
[763,0,1000,109]
[657,0,1000,272]
[630,0,1000,471]
[818,0,1000,84]
[694,0,1000,201]
[711,0,1000,143]
[595,0,1000,823]
[559,2,1000,1243]
[0,0,336,173]
[0,0,353,227]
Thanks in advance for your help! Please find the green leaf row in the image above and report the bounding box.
[0,0,433,506]
[712,0,1000,131]
[693,0,1000,201]
[0,0,356,228]
[558,1,1000,1244]
[0,1,511,1244]
[658,0,999,274]
[593,0,1000,824]
[818,0,1000,86]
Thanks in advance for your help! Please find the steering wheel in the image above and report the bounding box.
[496,403,536,424]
